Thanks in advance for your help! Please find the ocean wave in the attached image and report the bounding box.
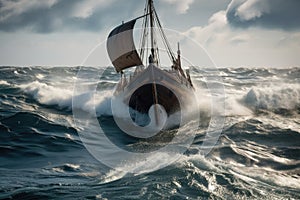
[0,80,10,86]
[18,80,115,117]
[1,66,300,199]
[243,83,300,115]
[20,81,73,110]
[0,112,81,159]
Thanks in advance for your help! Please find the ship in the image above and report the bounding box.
[106,0,195,126]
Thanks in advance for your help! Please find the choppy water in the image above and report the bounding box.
[0,66,299,199]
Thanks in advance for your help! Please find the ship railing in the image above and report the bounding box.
[167,69,192,88]
[129,65,145,83]
[113,66,145,95]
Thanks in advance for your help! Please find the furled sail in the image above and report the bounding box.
[107,20,143,72]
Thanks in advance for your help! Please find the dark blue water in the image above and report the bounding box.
[0,66,299,199]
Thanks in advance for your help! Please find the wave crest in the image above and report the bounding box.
[243,84,300,114]
[20,81,73,109]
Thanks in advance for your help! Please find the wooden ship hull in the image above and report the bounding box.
[106,0,195,124]
[115,64,194,116]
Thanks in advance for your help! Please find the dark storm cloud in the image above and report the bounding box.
[226,0,300,30]
[0,0,143,33]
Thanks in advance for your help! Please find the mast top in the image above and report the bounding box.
[107,0,177,72]
[148,0,157,64]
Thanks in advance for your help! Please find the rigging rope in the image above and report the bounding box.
[153,9,176,63]
[139,0,177,66]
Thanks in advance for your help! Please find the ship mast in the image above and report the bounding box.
[148,0,159,125]
[149,0,156,64]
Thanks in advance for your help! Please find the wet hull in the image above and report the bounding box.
[116,64,194,116]
[129,83,180,115]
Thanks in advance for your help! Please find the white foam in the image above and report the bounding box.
[243,83,300,111]
[194,85,252,117]
[19,81,115,116]
[75,90,113,116]
[101,151,182,183]
[35,73,45,80]
[0,80,10,86]
[226,96,253,116]
[20,81,73,109]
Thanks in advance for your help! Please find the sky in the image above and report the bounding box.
[0,0,299,68]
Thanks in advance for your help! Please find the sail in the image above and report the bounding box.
[107,20,143,72]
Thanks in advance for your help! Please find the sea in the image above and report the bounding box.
[0,66,299,199]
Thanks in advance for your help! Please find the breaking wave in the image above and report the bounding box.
[0,66,299,199]
[243,83,300,115]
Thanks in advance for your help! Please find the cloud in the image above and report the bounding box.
[0,0,58,22]
[0,0,197,33]
[70,0,113,19]
[0,0,142,33]
[184,11,228,45]
[183,6,300,67]
[160,0,194,14]
[234,0,270,21]
[183,0,300,48]
[229,34,250,45]
[226,0,300,30]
